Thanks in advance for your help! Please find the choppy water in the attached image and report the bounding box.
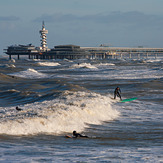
[0,55,162,162]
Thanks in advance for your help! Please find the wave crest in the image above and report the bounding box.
[0,91,119,135]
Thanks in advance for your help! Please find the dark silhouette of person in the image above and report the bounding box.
[73,131,88,138]
[16,106,23,111]
[114,87,122,100]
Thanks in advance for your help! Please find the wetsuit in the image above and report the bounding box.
[16,106,22,111]
[73,131,88,138]
[114,87,122,100]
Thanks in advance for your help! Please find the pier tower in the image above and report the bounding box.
[39,21,48,51]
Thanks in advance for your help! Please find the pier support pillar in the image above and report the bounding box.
[155,53,157,59]
[17,55,20,60]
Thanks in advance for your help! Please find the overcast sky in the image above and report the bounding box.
[1,0,163,55]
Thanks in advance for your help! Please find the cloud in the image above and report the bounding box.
[33,11,163,47]
[0,16,20,21]
[34,13,78,23]
[105,11,162,27]
[0,16,20,30]
[34,11,163,30]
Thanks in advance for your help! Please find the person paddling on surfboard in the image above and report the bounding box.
[16,106,23,111]
[73,131,88,138]
[114,87,122,101]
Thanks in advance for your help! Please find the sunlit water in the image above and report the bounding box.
[0,55,162,162]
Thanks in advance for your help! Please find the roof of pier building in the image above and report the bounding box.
[52,45,81,51]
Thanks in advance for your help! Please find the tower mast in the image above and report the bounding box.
[39,21,48,51]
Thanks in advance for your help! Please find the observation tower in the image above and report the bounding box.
[39,21,48,51]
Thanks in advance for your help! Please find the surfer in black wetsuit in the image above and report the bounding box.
[73,131,88,138]
[16,106,23,111]
[114,87,122,101]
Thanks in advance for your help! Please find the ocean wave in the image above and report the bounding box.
[9,68,48,79]
[98,63,115,66]
[0,73,20,82]
[0,91,119,135]
[9,59,16,63]
[146,59,162,63]
[37,62,60,66]
[0,89,20,93]
[0,64,16,68]
[70,63,98,70]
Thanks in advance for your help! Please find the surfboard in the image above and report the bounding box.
[65,135,90,138]
[121,97,137,102]
[65,135,73,138]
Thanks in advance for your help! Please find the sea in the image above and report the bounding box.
[0,54,162,162]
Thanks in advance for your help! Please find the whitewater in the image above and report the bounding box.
[0,56,162,162]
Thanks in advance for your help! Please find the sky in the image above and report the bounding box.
[1,0,163,55]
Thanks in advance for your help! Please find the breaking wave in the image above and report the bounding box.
[9,68,48,79]
[37,62,60,66]
[70,63,98,70]
[0,91,119,135]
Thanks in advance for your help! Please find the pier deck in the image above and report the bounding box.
[5,46,163,60]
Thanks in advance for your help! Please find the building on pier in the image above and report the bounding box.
[47,45,90,59]
[4,44,38,60]
[39,21,49,51]
[4,21,163,60]
[4,22,91,59]
[28,44,91,60]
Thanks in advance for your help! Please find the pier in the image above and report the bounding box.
[5,46,163,60]
[81,47,163,59]
[4,21,163,60]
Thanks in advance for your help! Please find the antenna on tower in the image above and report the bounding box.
[42,21,45,28]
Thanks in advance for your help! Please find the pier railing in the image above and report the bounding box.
[5,46,163,60]
[81,47,163,59]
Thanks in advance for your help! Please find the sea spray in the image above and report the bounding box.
[0,91,119,135]
[70,63,98,70]
[9,68,48,79]
[37,62,60,66]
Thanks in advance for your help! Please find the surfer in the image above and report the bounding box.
[114,87,122,101]
[16,106,23,111]
[72,131,88,138]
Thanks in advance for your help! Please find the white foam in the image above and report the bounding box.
[70,63,98,69]
[9,64,16,68]
[98,63,115,66]
[146,58,163,63]
[37,62,60,66]
[63,58,73,62]
[9,68,47,79]
[9,59,16,63]
[59,67,162,80]
[3,64,16,68]
[0,91,119,135]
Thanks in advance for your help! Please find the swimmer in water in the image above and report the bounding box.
[16,106,23,111]
[72,131,88,138]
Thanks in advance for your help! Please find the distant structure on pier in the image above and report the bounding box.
[39,21,48,51]
[4,21,163,60]
[4,21,91,59]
